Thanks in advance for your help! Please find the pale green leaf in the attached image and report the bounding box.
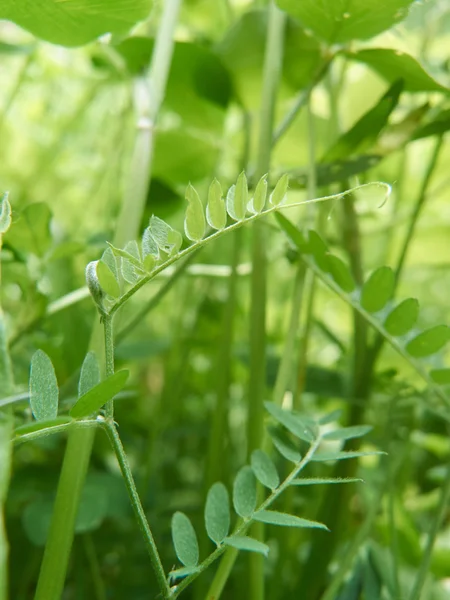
[0,0,153,47]
[184,183,206,242]
[29,350,59,421]
[361,266,395,313]
[384,298,419,336]
[251,450,279,490]
[226,172,247,221]
[142,228,160,260]
[70,370,129,418]
[0,192,11,234]
[224,536,269,556]
[406,326,450,358]
[5,202,51,257]
[107,241,142,268]
[276,0,415,44]
[206,179,226,230]
[253,510,328,530]
[323,425,372,441]
[248,174,268,214]
[268,425,301,463]
[290,477,363,486]
[233,466,257,518]
[311,450,385,462]
[96,260,120,298]
[269,173,289,206]
[148,215,182,256]
[264,401,317,443]
[78,352,101,398]
[204,482,230,544]
[171,512,199,567]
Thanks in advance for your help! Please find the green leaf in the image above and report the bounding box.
[264,401,316,443]
[14,417,73,437]
[0,0,152,47]
[70,370,129,418]
[269,174,289,206]
[224,536,269,556]
[405,326,450,358]
[276,0,415,43]
[204,482,230,545]
[96,260,121,298]
[233,466,257,518]
[142,228,160,261]
[290,477,363,486]
[107,241,142,268]
[5,202,51,257]
[120,241,144,285]
[411,108,450,141]
[226,172,247,221]
[148,215,182,256]
[254,510,328,530]
[361,266,395,313]
[248,175,268,214]
[269,426,301,463]
[308,230,330,272]
[323,425,372,441]
[184,183,206,242]
[346,48,450,93]
[326,254,355,293]
[0,192,11,234]
[29,350,59,421]
[275,212,309,253]
[251,450,280,490]
[311,450,385,462]
[430,369,450,385]
[322,80,403,162]
[384,298,419,336]
[171,512,199,567]
[78,352,101,398]
[206,179,226,230]
[168,566,200,583]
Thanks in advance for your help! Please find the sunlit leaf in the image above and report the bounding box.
[269,174,289,206]
[204,482,230,545]
[96,260,120,298]
[148,215,182,256]
[78,352,101,398]
[171,512,199,567]
[0,192,12,234]
[254,510,328,530]
[233,466,257,518]
[70,371,129,418]
[405,326,450,358]
[251,450,279,490]
[311,450,385,462]
[224,536,269,556]
[384,298,419,336]
[323,425,372,441]
[184,183,206,242]
[5,202,51,257]
[29,350,58,421]
[430,369,450,385]
[361,266,395,313]
[227,172,247,221]
[206,179,226,230]
[248,175,268,214]
[290,477,363,486]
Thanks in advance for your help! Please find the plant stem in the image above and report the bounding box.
[103,315,115,417]
[102,420,170,599]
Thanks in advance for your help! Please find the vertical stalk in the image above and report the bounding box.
[103,315,115,417]
[34,2,182,597]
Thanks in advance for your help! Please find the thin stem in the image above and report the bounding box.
[102,420,170,599]
[408,460,450,600]
[82,535,106,600]
[103,315,115,417]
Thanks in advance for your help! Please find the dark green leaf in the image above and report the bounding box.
[224,536,269,556]
[322,80,403,162]
[384,298,419,336]
[290,477,363,486]
[361,266,395,313]
[346,48,450,93]
[308,230,329,272]
[254,510,328,530]
[233,466,257,518]
[78,352,101,398]
[323,425,372,441]
[204,482,230,545]
[70,370,129,418]
[275,213,309,253]
[171,512,199,567]
[251,450,280,490]
[29,350,58,421]
[411,108,450,141]
[264,401,316,443]
[268,425,301,463]
[184,183,206,242]
[326,254,355,292]
[288,155,382,190]
[0,0,152,47]
[430,369,450,385]
[276,0,415,44]
[405,326,450,358]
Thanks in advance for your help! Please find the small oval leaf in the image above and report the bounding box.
[308,230,329,272]
[361,266,395,313]
[205,482,230,545]
[224,536,269,556]
[185,183,206,242]
[269,174,289,206]
[29,350,59,421]
[171,512,199,567]
[405,325,450,358]
[96,260,120,298]
[384,298,419,336]
[253,510,328,531]
[233,466,257,518]
[251,450,279,489]
[78,352,101,398]
[248,174,268,214]
[70,370,129,418]
[206,179,226,230]
[326,254,355,292]
[226,172,247,221]
[0,192,12,234]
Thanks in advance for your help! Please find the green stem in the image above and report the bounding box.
[102,420,170,599]
[103,315,115,417]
